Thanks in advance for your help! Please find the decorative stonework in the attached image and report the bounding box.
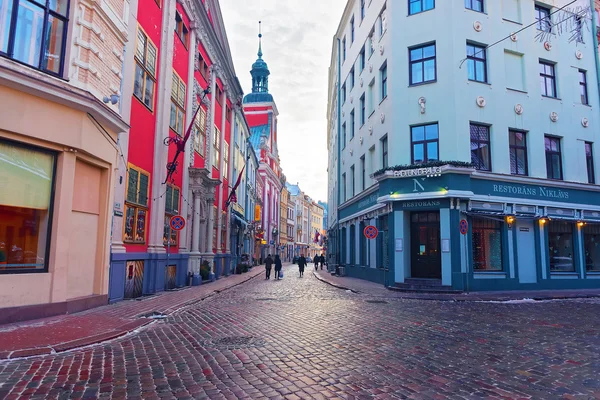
[380,113,385,123]
[515,104,523,115]
[473,21,482,32]
[544,41,552,51]
[510,33,518,42]
[575,49,583,60]
[476,96,486,107]
[582,117,589,127]
[550,112,558,122]
[418,97,426,114]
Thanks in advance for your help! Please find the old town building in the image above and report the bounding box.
[0,0,129,321]
[328,0,600,291]
[279,186,289,259]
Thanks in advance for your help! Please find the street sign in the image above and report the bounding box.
[459,219,468,235]
[170,215,186,231]
[364,225,379,240]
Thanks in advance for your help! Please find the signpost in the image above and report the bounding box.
[459,218,469,293]
[167,215,186,271]
[459,219,468,235]
[364,225,379,240]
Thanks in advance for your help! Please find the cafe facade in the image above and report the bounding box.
[338,165,600,291]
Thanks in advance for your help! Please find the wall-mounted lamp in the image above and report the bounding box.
[577,221,586,228]
[539,218,548,225]
[505,215,515,228]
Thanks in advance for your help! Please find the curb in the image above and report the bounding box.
[0,267,266,361]
[312,271,359,293]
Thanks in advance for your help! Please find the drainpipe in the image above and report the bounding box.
[590,0,600,107]
[336,37,342,270]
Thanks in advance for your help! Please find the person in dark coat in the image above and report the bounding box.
[319,253,325,270]
[265,254,273,279]
[298,254,307,277]
[274,255,283,280]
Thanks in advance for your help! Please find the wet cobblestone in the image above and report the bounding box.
[1,265,600,399]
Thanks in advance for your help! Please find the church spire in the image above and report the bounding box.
[249,20,270,94]
[258,21,263,59]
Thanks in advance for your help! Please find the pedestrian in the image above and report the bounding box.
[274,255,282,280]
[319,253,325,270]
[298,254,307,277]
[314,254,319,271]
[265,254,273,280]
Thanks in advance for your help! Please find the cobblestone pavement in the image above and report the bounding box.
[1,264,600,399]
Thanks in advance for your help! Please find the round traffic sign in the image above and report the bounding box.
[364,225,379,240]
[170,215,186,231]
[459,219,468,235]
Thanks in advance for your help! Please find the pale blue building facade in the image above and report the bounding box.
[328,0,600,291]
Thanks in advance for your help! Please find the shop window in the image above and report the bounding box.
[124,165,150,244]
[472,218,503,271]
[349,224,356,264]
[194,107,207,156]
[548,221,575,272]
[584,224,600,272]
[0,140,55,273]
[0,0,69,75]
[163,184,180,246]
[134,27,157,111]
[170,72,186,136]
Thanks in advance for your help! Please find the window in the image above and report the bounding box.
[535,5,552,32]
[350,67,355,89]
[409,0,434,15]
[574,15,583,42]
[213,125,221,169]
[342,37,346,61]
[349,224,356,264]
[134,28,158,110]
[350,165,355,197]
[350,16,355,43]
[548,221,575,272]
[175,12,188,47]
[342,122,347,149]
[194,107,207,156]
[170,72,186,135]
[359,46,365,72]
[509,130,528,176]
[360,155,366,190]
[470,124,491,171]
[466,43,487,83]
[223,142,229,178]
[381,136,388,168]
[342,173,347,201]
[545,136,562,180]
[378,8,387,37]
[360,94,365,126]
[367,80,375,116]
[368,29,375,58]
[124,165,150,244]
[540,61,557,98]
[360,0,365,20]
[198,53,209,80]
[163,185,180,246]
[380,63,387,100]
[579,69,588,105]
[472,218,503,271]
[584,224,600,271]
[341,83,346,104]
[0,0,69,75]
[350,109,355,139]
[465,0,483,12]
[586,142,595,184]
[410,43,436,85]
[215,85,222,104]
[0,140,55,273]
[411,124,439,164]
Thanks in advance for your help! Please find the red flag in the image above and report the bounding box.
[224,165,246,209]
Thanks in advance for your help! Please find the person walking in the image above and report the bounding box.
[314,254,319,271]
[298,254,307,277]
[274,255,283,280]
[319,253,325,270]
[265,254,273,280]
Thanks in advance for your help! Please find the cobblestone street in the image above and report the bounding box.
[1,264,600,399]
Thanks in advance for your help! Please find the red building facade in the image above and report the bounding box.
[109,0,244,301]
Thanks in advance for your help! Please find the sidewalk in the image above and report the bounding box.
[313,269,600,302]
[0,265,269,360]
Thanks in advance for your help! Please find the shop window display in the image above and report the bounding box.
[472,217,503,271]
[583,224,600,272]
[548,221,575,272]
[0,140,55,272]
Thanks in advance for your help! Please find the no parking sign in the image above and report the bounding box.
[364,225,379,240]
[170,215,186,231]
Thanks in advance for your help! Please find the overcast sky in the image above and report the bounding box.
[220,0,346,203]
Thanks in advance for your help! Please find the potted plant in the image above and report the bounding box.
[200,260,211,281]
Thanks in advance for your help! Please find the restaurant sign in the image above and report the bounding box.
[393,167,442,178]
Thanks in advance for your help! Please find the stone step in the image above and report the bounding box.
[392,279,462,294]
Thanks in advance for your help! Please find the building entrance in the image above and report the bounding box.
[410,212,441,279]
